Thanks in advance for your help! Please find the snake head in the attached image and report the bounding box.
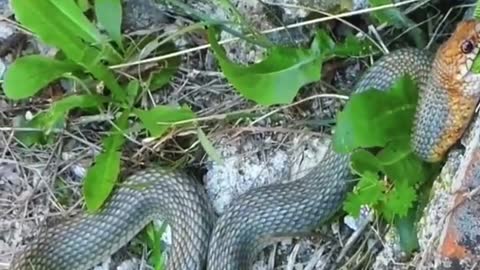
[435,19,480,96]
[412,19,480,162]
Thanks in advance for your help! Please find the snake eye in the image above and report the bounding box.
[461,40,475,54]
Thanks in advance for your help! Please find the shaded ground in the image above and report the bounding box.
[1,0,479,270]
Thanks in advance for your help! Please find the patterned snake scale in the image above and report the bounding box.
[9,20,480,270]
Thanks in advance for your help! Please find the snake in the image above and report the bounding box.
[9,19,480,270]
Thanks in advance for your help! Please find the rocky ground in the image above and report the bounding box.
[1,0,480,270]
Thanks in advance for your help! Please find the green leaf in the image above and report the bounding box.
[145,222,168,270]
[11,0,123,63]
[78,46,127,102]
[368,0,426,47]
[343,171,385,217]
[148,69,175,92]
[473,56,480,74]
[475,1,480,19]
[94,0,123,49]
[13,94,106,145]
[368,0,408,28]
[45,94,107,131]
[375,138,412,165]
[377,139,431,186]
[473,9,480,73]
[83,110,129,211]
[207,27,323,105]
[135,105,196,137]
[333,35,376,57]
[76,0,91,12]
[3,55,80,100]
[83,149,121,211]
[381,179,417,222]
[333,75,418,153]
[310,30,335,56]
[12,0,101,46]
[13,113,63,146]
[311,30,375,58]
[126,79,140,106]
[350,149,383,176]
[11,0,126,102]
[394,206,420,255]
[197,127,223,165]
[52,94,107,113]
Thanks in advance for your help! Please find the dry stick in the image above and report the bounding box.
[109,0,423,70]
[335,218,371,264]
[249,93,348,127]
[287,242,302,270]
[261,0,386,54]
[426,3,476,49]
[304,246,326,270]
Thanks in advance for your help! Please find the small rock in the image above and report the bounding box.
[121,0,173,32]
[0,0,12,17]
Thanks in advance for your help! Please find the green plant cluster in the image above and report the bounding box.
[334,76,440,253]
[2,0,462,265]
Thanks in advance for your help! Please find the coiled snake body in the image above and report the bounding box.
[10,20,480,270]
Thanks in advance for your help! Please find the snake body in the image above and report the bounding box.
[10,20,480,270]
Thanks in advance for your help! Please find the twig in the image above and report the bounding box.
[109,0,423,70]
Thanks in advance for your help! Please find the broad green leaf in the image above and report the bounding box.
[84,110,129,211]
[350,149,383,176]
[3,55,80,100]
[207,27,323,105]
[375,138,412,165]
[94,0,123,49]
[333,76,418,153]
[11,0,126,102]
[51,93,106,111]
[135,105,196,137]
[83,150,121,211]
[197,127,223,165]
[12,0,101,46]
